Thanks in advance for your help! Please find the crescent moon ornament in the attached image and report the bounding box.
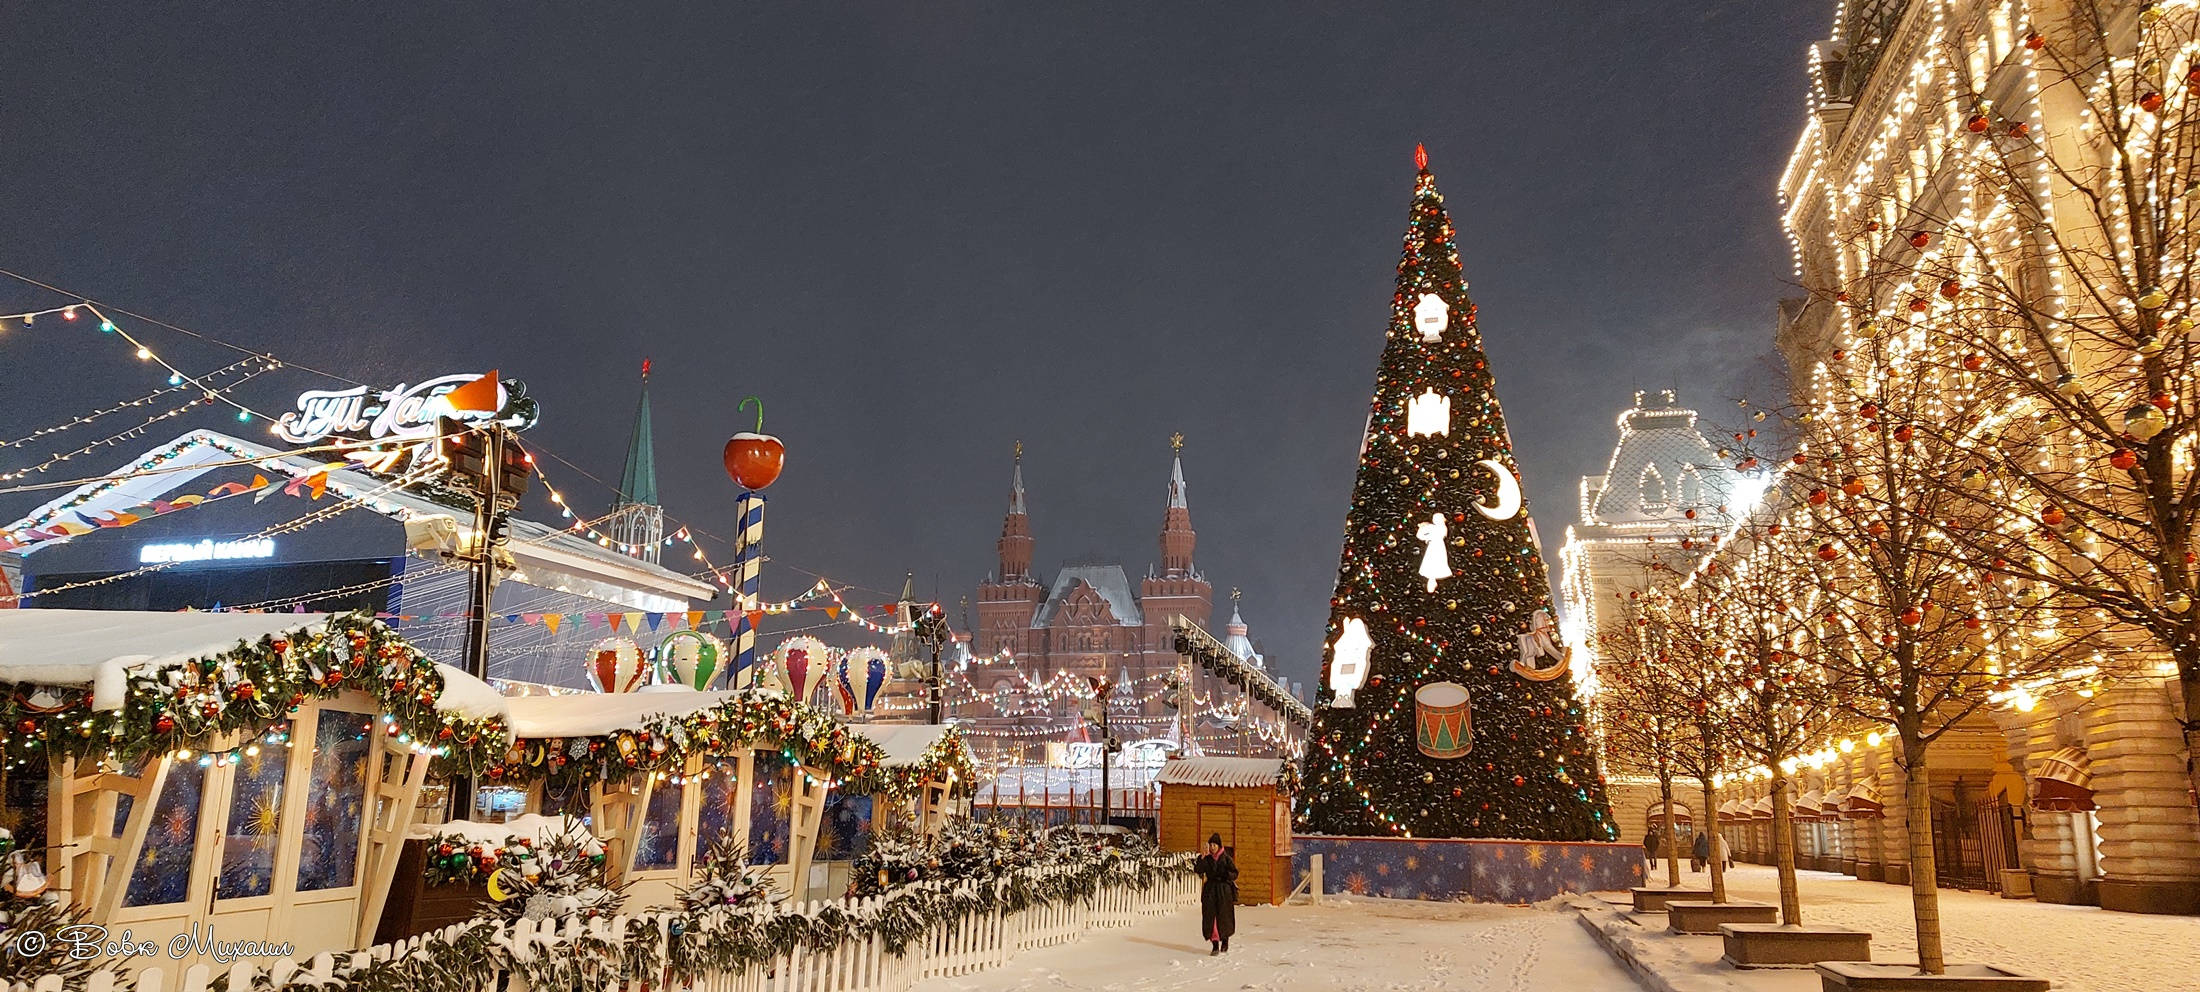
[1474,459,1522,520]
[485,866,517,902]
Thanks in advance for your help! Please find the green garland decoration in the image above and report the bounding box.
[3,612,971,801]
[1,612,510,779]
[212,826,1185,992]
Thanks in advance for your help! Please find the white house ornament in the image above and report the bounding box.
[1328,617,1372,708]
[1413,293,1449,341]
[1473,458,1522,520]
[1415,513,1453,591]
[1405,390,1451,437]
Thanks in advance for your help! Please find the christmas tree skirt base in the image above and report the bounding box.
[1294,835,1643,903]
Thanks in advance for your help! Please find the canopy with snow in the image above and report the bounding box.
[1154,756,1288,789]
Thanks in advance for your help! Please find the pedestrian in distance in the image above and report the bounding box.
[1642,827,1661,869]
[1691,830,1710,873]
[1194,833,1237,955]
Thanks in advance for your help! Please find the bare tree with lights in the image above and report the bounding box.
[1649,574,1745,908]
[1653,515,1834,927]
[1775,331,2095,973]
[1845,2,2200,820]
[1591,597,1691,890]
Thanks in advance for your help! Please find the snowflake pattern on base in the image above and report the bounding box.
[1292,835,1640,902]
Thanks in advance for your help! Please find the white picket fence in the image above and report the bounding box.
[7,873,1198,992]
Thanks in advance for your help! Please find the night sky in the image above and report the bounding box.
[0,3,1827,688]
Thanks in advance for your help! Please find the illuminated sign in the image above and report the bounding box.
[276,374,518,444]
[139,538,276,564]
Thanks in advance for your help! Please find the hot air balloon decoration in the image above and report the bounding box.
[586,638,647,693]
[652,630,726,691]
[838,646,891,714]
[770,636,834,706]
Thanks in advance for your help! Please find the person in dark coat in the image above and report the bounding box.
[1194,833,1237,955]
[1642,828,1661,868]
[1691,830,1710,873]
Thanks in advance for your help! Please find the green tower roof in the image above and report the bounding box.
[616,360,658,507]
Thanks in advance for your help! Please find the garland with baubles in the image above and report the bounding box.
[212,824,1187,992]
[2,611,971,802]
[0,612,510,778]
[481,693,975,801]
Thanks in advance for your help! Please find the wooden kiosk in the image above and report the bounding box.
[1156,756,1293,905]
[0,610,973,973]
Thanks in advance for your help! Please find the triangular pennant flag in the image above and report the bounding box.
[292,603,306,613]
[687,611,705,630]
[545,614,564,634]
[646,613,663,631]
[170,494,204,508]
[826,605,841,619]
[305,472,330,500]
[253,474,281,502]
[524,612,543,626]
[609,613,626,632]
[624,612,643,633]
[505,614,521,625]
[747,609,764,631]
[151,499,176,514]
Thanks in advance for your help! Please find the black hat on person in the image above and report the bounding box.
[1209,833,1223,846]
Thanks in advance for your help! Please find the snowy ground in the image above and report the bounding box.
[1618,864,2200,992]
[912,897,1640,992]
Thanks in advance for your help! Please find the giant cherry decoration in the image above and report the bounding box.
[724,396,785,490]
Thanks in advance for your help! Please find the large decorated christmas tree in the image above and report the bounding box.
[1296,147,1614,841]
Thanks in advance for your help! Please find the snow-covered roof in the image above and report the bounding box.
[1034,565,1142,627]
[502,687,741,738]
[859,723,954,768]
[433,662,510,721]
[4,430,715,603]
[1154,756,1285,788]
[411,814,601,852]
[1581,393,1734,527]
[0,610,335,710]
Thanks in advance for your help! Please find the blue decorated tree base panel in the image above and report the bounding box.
[1292,835,1646,903]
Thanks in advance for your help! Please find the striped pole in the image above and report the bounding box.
[728,489,766,688]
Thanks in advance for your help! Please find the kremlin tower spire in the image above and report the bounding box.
[1140,432,1211,649]
[1159,433,1195,578]
[607,358,664,563]
[997,441,1034,583]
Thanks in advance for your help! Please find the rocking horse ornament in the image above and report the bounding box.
[1511,608,1571,681]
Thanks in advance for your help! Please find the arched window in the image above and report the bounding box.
[1638,465,1666,507]
[1678,466,1703,507]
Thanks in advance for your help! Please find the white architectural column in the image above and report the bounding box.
[1872,748,1911,886]
[1993,706,2085,903]
[1831,759,1858,876]
[2084,681,2200,914]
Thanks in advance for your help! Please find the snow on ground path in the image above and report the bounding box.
[913,897,1641,992]
[1670,864,2200,992]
